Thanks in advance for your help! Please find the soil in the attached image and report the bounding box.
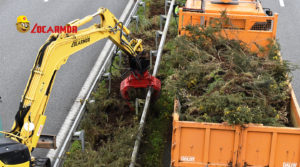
[91,76,134,148]
[132,32,156,49]
[149,0,165,17]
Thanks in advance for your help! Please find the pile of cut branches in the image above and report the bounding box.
[162,23,295,126]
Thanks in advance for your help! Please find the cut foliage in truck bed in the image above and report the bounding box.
[162,23,296,126]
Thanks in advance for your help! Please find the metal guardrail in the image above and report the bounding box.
[48,0,173,165]
[48,0,142,166]
[129,0,175,166]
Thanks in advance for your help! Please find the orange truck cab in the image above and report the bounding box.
[171,0,300,167]
[178,0,278,52]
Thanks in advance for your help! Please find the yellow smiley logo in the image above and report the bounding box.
[16,15,30,33]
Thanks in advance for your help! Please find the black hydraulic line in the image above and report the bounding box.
[115,21,144,73]
[21,36,57,106]
[46,71,57,96]
[11,36,57,135]
[120,41,145,74]
[37,36,57,67]
[10,104,30,137]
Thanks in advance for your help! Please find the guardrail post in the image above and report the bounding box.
[160,15,167,31]
[131,15,140,30]
[150,50,158,70]
[165,0,172,15]
[155,31,163,50]
[73,130,85,152]
[135,98,145,115]
[138,1,146,15]
[103,72,111,93]
[88,99,95,104]
[115,50,123,67]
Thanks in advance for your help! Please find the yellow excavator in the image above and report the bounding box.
[0,8,160,167]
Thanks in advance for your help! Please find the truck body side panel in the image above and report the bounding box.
[172,118,300,167]
[239,126,300,167]
[172,1,300,166]
[172,120,239,166]
[290,85,300,127]
[178,10,278,52]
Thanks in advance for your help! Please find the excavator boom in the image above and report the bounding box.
[0,7,160,167]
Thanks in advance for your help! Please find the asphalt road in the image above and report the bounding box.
[261,0,300,99]
[0,0,128,157]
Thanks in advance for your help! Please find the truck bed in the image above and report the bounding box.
[171,87,300,167]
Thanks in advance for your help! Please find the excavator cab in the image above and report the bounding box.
[0,137,30,167]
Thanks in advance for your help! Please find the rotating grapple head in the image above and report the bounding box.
[119,50,161,101]
[120,70,161,101]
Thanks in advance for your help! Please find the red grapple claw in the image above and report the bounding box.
[120,71,161,100]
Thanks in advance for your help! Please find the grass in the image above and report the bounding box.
[132,0,180,166]
[64,55,139,166]
[64,1,177,166]
[64,125,138,167]
[136,89,174,167]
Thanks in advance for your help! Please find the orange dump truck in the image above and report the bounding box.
[171,0,300,166]
[178,0,278,52]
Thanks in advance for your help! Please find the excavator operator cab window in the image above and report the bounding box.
[0,138,31,165]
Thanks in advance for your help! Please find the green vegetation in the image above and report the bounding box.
[161,22,296,126]
[64,56,139,166]
[65,0,172,166]
[136,89,174,166]
[65,1,296,167]
[130,0,180,166]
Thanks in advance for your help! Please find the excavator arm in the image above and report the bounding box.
[0,8,160,167]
